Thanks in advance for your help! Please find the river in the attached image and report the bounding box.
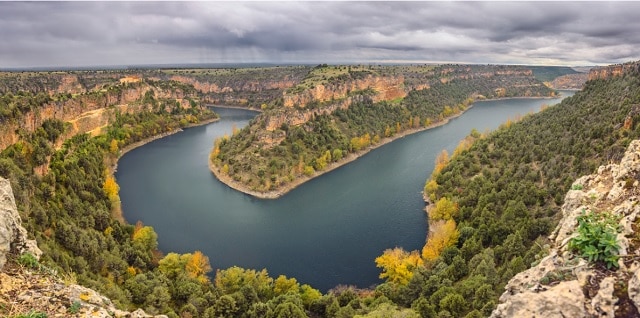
[116,91,574,292]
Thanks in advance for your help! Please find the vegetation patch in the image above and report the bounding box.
[569,210,621,269]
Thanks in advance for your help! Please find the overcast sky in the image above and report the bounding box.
[2,1,640,69]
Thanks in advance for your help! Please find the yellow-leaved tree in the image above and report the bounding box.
[186,250,213,283]
[103,175,119,202]
[375,247,423,285]
[422,219,459,261]
[274,275,299,296]
[432,150,449,176]
[428,197,459,221]
[424,179,438,202]
[109,139,119,154]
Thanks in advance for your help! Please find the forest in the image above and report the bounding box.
[4,63,638,318]
[410,63,640,317]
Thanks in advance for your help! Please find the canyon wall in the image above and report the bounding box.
[282,75,406,108]
[0,81,196,151]
[589,62,640,81]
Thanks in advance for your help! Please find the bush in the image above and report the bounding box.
[569,210,621,269]
[17,253,39,269]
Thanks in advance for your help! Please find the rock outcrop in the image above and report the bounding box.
[262,75,406,133]
[548,73,589,90]
[589,61,640,81]
[491,140,640,317]
[0,81,196,151]
[282,75,406,108]
[0,177,41,270]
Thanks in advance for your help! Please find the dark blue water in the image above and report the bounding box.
[116,92,574,291]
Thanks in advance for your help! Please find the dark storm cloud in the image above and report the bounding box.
[1,1,640,68]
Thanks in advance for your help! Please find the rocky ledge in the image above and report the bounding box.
[491,140,640,317]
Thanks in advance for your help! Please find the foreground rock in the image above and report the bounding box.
[0,177,41,270]
[491,140,640,317]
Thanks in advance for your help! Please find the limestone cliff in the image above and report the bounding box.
[0,177,164,318]
[170,75,297,94]
[0,178,41,270]
[263,75,405,133]
[548,73,589,90]
[282,74,406,108]
[491,140,640,317]
[0,80,197,151]
[589,61,640,81]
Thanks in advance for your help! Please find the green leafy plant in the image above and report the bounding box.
[12,311,48,318]
[68,301,82,314]
[17,253,39,269]
[571,184,583,190]
[569,209,621,269]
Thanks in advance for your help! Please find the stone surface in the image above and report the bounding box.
[590,277,617,317]
[0,177,41,269]
[629,268,640,310]
[491,280,586,318]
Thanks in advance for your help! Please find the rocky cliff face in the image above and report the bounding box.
[0,81,195,151]
[491,140,640,317]
[548,73,589,90]
[282,75,406,108]
[589,62,640,81]
[261,75,405,134]
[0,177,164,318]
[264,95,367,132]
[0,178,41,270]
[170,75,297,94]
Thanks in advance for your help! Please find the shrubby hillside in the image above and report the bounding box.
[406,61,640,317]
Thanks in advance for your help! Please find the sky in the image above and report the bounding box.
[2,1,640,69]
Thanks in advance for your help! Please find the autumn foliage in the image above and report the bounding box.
[103,174,119,201]
[186,251,213,283]
[432,150,450,176]
[422,219,459,261]
[375,247,423,285]
[428,197,459,221]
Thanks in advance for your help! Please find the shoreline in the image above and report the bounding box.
[209,93,567,199]
[208,104,263,112]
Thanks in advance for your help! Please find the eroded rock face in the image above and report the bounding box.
[0,177,41,270]
[491,280,586,318]
[282,75,406,108]
[492,140,640,317]
[588,61,640,81]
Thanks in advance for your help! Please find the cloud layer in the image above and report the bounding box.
[2,2,640,68]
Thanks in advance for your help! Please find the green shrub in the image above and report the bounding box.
[17,253,39,269]
[569,210,621,269]
[68,301,82,314]
[13,311,48,318]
